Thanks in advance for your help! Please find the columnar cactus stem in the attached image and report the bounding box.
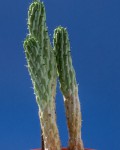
[23,1,61,150]
[53,27,84,150]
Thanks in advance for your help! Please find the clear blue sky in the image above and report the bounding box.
[0,0,120,150]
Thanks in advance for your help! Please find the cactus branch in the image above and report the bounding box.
[53,26,84,150]
[23,1,61,150]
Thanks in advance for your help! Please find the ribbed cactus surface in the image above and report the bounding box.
[23,1,61,150]
[53,26,84,150]
[53,27,76,96]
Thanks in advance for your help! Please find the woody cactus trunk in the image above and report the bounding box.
[23,0,84,150]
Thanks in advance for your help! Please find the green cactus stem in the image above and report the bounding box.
[53,26,84,150]
[23,1,61,150]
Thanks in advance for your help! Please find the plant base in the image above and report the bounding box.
[32,148,95,150]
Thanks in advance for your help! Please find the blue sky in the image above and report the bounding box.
[0,0,120,150]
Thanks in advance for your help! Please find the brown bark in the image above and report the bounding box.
[64,87,84,150]
[39,104,61,150]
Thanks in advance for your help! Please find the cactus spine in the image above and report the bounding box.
[23,1,61,150]
[53,27,84,150]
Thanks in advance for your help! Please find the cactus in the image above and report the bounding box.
[23,1,84,150]
[53,26,84,150]
[23,1,61,150]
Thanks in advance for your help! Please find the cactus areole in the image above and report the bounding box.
[23,0,92,150]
